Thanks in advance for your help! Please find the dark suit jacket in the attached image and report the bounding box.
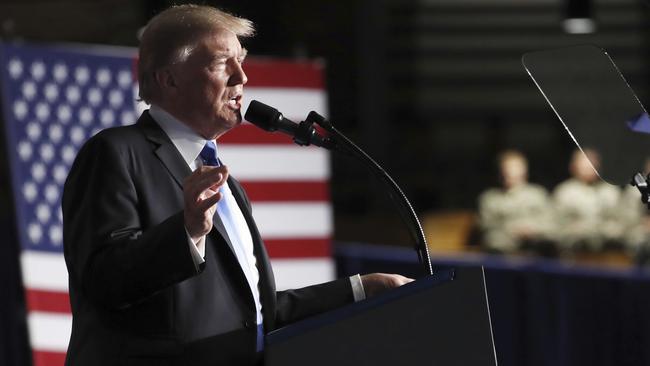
[62,111,353,366]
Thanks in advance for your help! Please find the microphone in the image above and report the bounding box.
[244,100,332,148]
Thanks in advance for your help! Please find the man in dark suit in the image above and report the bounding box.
[62,4,411,366]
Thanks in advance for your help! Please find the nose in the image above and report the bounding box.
[230,61,248,86]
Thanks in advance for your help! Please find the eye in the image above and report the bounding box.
[208,59,227,71]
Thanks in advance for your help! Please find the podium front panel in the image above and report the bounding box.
[266,266,497,366]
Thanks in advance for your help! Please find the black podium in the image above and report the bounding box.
[265,266,497,366]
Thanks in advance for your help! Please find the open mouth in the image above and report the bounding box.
[228,95,242,109]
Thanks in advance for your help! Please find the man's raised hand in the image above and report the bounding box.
[183,165,229,241]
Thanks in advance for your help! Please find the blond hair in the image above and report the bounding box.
[138,4,254,103]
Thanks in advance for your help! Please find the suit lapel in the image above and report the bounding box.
[139,111,191,189]
[137,111,237,256]
[210,213,236,256]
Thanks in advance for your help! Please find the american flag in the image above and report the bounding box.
[0,42,332,366]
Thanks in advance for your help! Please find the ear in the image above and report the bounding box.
[153,68,178,96]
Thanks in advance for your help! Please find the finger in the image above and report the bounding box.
[399,275,415,282]
[190,172,225,200]
[195,191,222,213]
[185,165,223,184]
[194,166,229,192]
[194,166,225,186]
[208,169,230,191]
[184,169,217,199]
[389,274,414,287]
[184,165,216,184]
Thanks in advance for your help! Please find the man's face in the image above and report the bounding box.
[170,29,248,139]
[572,153,598,183]
[500,157,527,190]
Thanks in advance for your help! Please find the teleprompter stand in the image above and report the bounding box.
[632,173,650,210]
[265,267,497,366]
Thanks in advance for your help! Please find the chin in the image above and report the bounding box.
[226,116,243,129]
[212,119,242,140]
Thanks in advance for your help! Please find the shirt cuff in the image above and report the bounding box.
[185,228,206,271]
[349,274,366,302]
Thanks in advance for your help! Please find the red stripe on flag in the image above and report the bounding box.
[26,290,70,313]
[265,238,331,258]
[221,124,330,145]
[33,350,66,366]
[220,124,295,145]
[244,60,324,88]
[240,181,328,201]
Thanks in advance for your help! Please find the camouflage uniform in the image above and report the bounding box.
[552,178,624,252]
[618,185,649,255]
[478,183,555,253]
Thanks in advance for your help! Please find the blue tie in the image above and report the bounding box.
[200,141,220,167]
[199,141,265,351]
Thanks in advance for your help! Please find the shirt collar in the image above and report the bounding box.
[149,104,214,167]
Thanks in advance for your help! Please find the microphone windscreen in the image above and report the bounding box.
[245,100,281,132]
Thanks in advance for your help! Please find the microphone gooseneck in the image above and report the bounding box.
[244,100,434,277]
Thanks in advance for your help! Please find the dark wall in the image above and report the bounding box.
[2,0,650,242]
[359,0,650,210]
[0,0,649,245]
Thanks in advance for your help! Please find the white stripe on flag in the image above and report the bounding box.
[270,258,335,290]
[252,202,332,238]
[28,311,72,352]
[21,251,69,292]
[219,145,330,181]
[19,201,332,292]
[244,88,327,120]
[23,262,335,352]
[24,261,335,352]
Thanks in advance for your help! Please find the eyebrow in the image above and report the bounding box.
[211,48,248,62]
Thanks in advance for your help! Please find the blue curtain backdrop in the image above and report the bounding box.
[336,243,650,366]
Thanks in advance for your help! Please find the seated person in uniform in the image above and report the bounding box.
[478,150,555,256]
[553,148,624,253]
